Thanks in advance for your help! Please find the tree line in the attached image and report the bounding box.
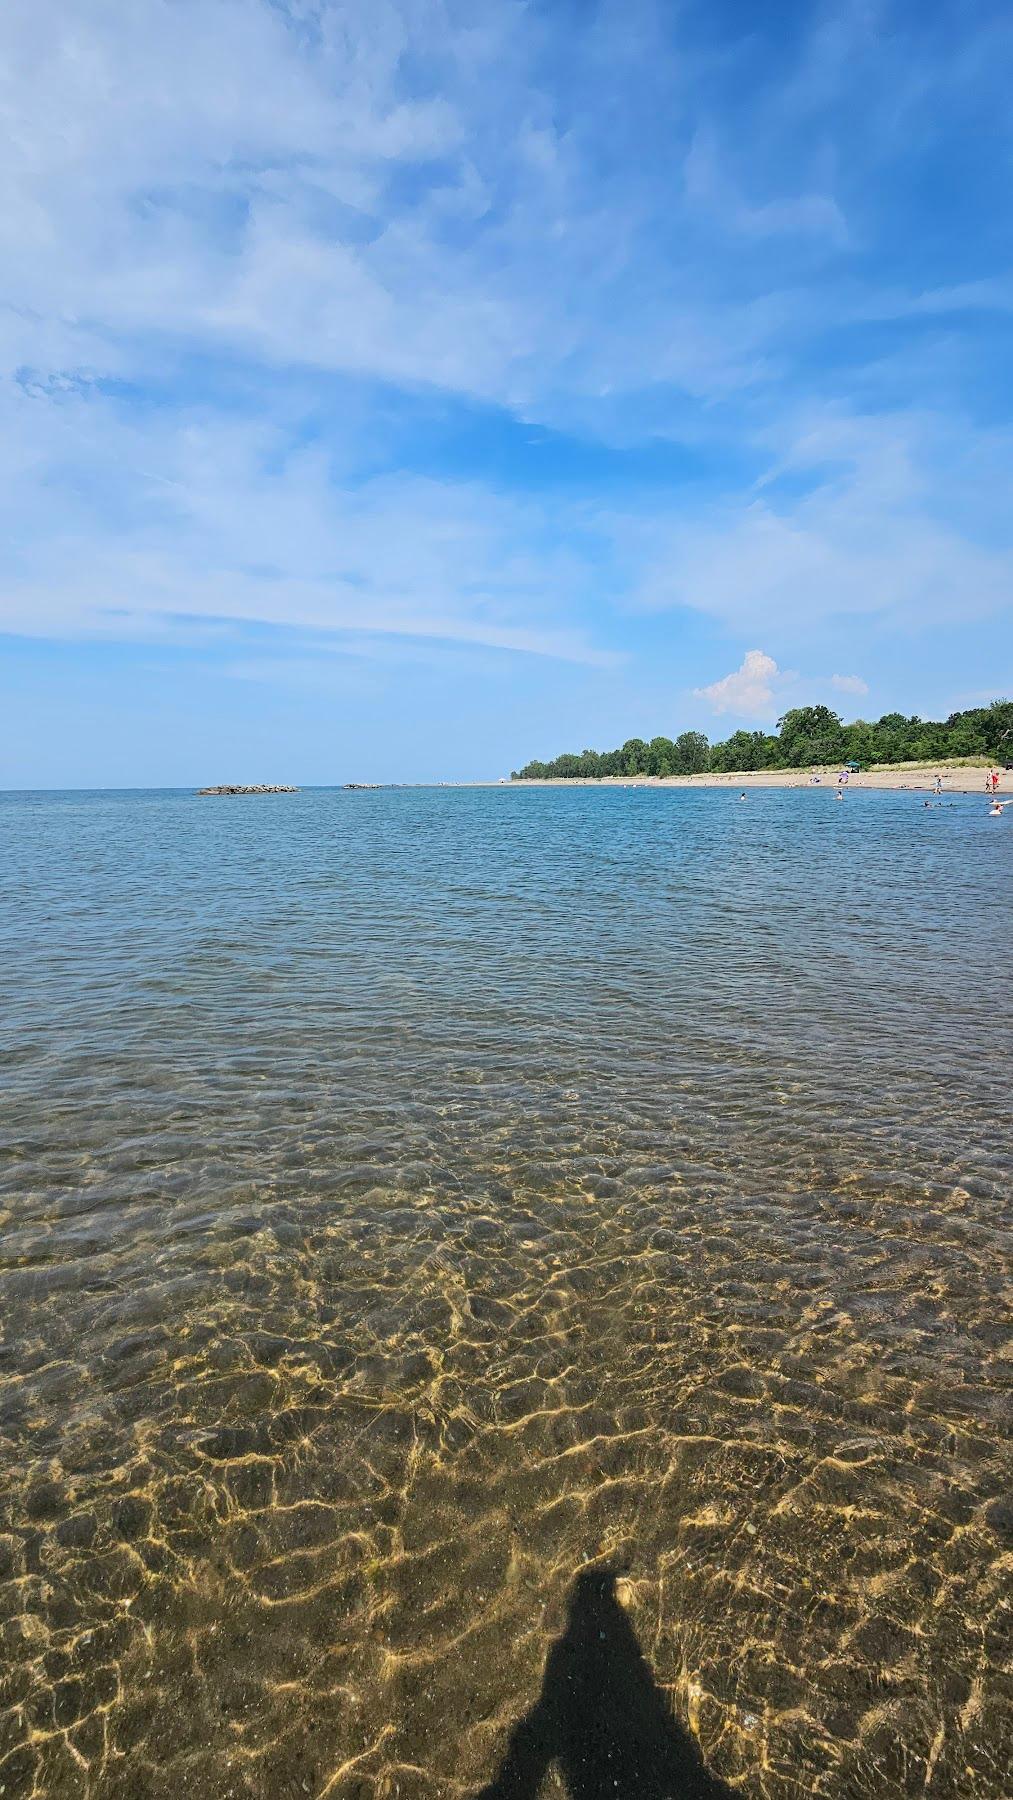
[511,700,1013,780]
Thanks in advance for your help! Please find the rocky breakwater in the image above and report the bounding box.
[196,784,299,795]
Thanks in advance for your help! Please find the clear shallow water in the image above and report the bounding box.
[0,785,1010,1800]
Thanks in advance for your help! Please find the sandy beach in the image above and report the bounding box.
[503,762,1010,795]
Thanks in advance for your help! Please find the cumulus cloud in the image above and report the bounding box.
[693,650,784,718]
[693,651,877,720]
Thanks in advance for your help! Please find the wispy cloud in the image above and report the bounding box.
[631,405,1013,634]
[0,388,616,662]
[831,673,869,696]
[1,0,1012,751]
[683,129,849,246]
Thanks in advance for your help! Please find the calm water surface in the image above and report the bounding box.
[1,786,1010,1799]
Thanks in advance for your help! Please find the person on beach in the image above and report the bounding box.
[993,769,1001,793]
[933,775,942,796]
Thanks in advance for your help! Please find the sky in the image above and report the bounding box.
[2,0,1012,786]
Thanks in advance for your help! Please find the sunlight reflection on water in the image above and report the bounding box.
[0,785,1010,1798]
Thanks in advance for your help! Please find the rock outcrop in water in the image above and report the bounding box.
[196,784,299,795]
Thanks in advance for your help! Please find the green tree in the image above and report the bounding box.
[646,736,677,776]
[673,730,710,773]
[777,705,845,766]
[708,729,770,772]
[984,699,1013,758]
[620,738,649,775]
[841,721,878,765]
[512,697,1011,780]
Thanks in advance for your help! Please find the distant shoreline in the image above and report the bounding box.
[3,763,1008,796]
[491,762,1009,795]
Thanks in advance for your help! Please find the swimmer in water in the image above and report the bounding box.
[989,800,1005,816]
[835,790,844,801]
[738,791,747,800]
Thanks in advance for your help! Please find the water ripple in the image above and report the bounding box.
[0,786,1010,1798]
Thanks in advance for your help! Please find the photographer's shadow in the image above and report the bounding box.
[476,1568,733,1800]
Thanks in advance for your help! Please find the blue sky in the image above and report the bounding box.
[2,0,1012,785]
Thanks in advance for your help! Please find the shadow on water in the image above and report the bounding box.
[476,1569,736,1800]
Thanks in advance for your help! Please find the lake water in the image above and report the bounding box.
[1,785,1010,1799]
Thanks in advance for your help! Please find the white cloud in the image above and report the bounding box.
[680,492,1012,632]
[1,0,1007,435]
[683,129,849,245]
[0,382,618,663]
[0,0,537,401]
[631,406,1013,634]
[0,0,1012,688]
[0,0,889,418]
[693,654,878,721]
[693,650,784,718]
